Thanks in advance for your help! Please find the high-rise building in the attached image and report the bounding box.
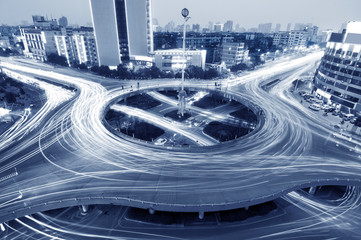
[223,20,234,32]
[208,22,214,32]
[286,23,292,31]
[294,23,312,31]
[314,22,361,112]
[32,15,58,28]
[164,21,175,32]
[274,24,281,33]
[192,24,200,33]
[214,24,223,32]
[89,0,153,66]
[258,23,272,33]
[58,16,68,27]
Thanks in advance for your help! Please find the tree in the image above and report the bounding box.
[204,68,219,79]
[5,92,17,103]
[230,63,248,73]
[135,68,151,79]
[175,71,189,79]
[149,66,162,79]
[160,70,175,79]
[98,65,112,77]
[47,53,68,66]
[90,66,100,73]
[186,65,204,79]
[75,63,88,70]
[116,64,130,79]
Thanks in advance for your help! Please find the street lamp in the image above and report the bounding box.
[178,8,190,116]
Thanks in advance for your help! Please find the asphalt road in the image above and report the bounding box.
[2,52,361,230]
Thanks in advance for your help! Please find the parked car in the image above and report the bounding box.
[309,104,321,111]
[343,113,355,121]
[324,106,335,113]
[332,110,340,116]
[350,117,357,124]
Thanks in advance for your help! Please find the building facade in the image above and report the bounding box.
[54,28,98,66]
[154,49,207,71]
[273,32,290,47]
[220,42,249,66]
[20,27,60,61]
[258,23,272,33]
[314,22,361,112]
[288,30,307,48]
[89,0,153,66]
[223,21,234,32]
[273,30,308,48]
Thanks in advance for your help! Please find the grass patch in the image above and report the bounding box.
[121,94,161,110]
[204,121,249,142]
[230,107,257,123]
[164,110,191,122]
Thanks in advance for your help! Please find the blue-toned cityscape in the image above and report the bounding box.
[0,0,361,239]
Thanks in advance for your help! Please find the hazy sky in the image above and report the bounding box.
[0,0,360,31]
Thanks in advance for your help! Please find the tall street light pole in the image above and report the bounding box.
[178,8,190,116]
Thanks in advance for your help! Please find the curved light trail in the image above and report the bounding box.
[2,52,361,238]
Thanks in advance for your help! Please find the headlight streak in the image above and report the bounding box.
[3,53,361,239]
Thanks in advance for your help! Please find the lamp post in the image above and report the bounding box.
[178,8,190,116]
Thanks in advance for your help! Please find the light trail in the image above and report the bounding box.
[3,52,361,239]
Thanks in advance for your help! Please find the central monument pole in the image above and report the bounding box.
[178,8,190,116]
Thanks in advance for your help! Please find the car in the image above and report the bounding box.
[332,111,340,116]
[343,113,355,121]
[324,106,335,113]
[309,104,321,111]
[154,138,167,146]
[351,117,358,124]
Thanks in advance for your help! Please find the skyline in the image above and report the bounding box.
[0,0,360,31]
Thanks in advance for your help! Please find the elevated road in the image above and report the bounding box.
[2,52,361,224]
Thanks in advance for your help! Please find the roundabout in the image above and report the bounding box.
[104,87,261,148]
[3,52,360,224]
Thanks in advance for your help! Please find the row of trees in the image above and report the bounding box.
[0,48,14,57]
[88,64,220,80]
[45,52,220,80]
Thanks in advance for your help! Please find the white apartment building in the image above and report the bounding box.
[220,42,249,66]
[55,29,98,66]
[154,49,207,71]
[20,27,60,61]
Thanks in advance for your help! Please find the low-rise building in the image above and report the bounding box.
[273,30,308,49]
[273,32,290,47]
[288,30,307,48]
[220,42,249,66]
[154,49,207,71]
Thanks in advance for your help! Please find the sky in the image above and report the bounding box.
[0,0,360,31]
